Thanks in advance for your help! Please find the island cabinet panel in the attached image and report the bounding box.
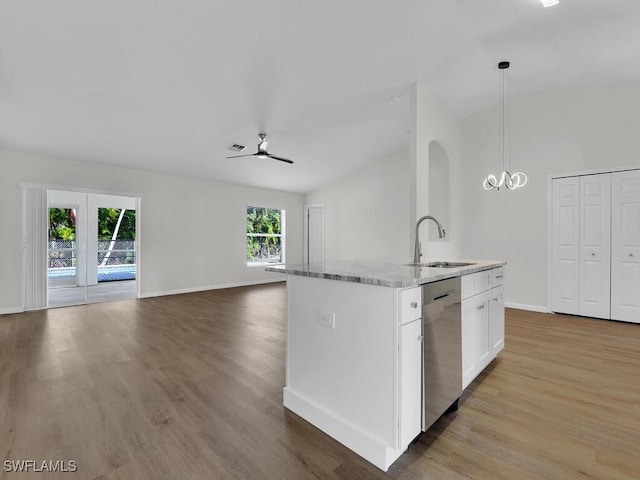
[284,275,403,471]
[274,261,507,471]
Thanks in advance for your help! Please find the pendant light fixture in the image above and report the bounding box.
[483,61,528,191]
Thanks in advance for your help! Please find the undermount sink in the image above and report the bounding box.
[404,261,476,268]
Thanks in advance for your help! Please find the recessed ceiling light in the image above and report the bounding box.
[541,0,559,7]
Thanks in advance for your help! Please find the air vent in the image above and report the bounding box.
[227,143,246,152]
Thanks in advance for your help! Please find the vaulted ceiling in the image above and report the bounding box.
[1,0,639,192]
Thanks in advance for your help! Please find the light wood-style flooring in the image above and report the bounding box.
[0,283,638,479]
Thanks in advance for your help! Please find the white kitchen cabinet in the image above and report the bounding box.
[611,170,640,323]
[461,295,477,390]
[279,263,505,471]
[489,285,505,356]
[399,286,422,325]
[461,269,492,298]
[461,267,504,390]
[551,170,640,322]
[462,291,490,389]
[399,317,422,447]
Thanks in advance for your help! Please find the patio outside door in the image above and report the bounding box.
[47,190,138,308]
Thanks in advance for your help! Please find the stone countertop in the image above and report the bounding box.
[265,258,506,288]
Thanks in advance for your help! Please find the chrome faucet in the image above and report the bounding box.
[413,215,446,264]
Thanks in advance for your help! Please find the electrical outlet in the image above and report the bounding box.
[319,312,335,329]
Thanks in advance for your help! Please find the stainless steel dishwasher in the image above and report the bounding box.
[422,277,462,431]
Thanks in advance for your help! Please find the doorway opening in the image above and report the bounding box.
[47,191,139,307]
[304,204,324,266]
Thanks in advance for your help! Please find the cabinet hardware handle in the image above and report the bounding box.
[495,275,503,279]
[493,297,498,302]
[417,335,424,341]
[591,253,596,256]
[477,305,485,310]
[410,301,418,309]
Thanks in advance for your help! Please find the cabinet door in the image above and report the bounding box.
[579,174,611,319]
[490,285,505,355]
[461,297,476,390]
[462,293,490,389]
[399,318,422,447]
[461,294,488,389]
[476,293,491,372]
[551,177,580,315]
[611,170,640,323]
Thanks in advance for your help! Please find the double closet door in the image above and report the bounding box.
[551,170,640,323]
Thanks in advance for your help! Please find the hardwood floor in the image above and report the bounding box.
[1,284,638,479]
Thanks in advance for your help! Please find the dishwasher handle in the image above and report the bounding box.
[428,290,456,303]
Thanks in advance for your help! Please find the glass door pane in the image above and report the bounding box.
[47,191,88,307]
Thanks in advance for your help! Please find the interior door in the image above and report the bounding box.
[611,170,640,323]
[551,177,580,315]
[304,204,324,266]
[579,174,611,319]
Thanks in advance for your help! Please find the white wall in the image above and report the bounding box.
[305,148,411,261]
[458,83,640,310]
[0,151,304,312]
[411,83,463,260]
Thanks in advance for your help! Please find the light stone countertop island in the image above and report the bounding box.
[266,258,505,288]
[266,258,506,471]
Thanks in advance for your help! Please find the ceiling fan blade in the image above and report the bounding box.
[267,154,294,164]
[225,153,258,159]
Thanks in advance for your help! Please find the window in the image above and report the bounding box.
[246,206,285,265]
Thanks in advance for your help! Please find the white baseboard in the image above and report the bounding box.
[505,302,549,313]
[140,278,285,299]
[283,387,402,472]
[0,306,24,315]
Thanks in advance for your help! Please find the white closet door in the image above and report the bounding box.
[579,174,611,319]
[611,170,640,323]
[551,177,580,314]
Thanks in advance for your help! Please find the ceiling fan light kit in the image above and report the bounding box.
[226,133,294,164]
[483,61,528,191]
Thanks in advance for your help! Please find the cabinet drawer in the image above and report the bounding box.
[492,267,505,287]
[461,270,492,300]
[399,287,422,325]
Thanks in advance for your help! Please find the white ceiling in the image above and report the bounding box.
[1,0,639,193]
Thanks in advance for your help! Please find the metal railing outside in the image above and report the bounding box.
[48,240,76,268]
[48,240,136,282]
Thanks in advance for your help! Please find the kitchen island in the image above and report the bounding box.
[266,259,506,471]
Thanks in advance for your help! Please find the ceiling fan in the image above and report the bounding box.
[226,133,294,164]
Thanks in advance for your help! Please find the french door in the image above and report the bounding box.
[51,192,138,307]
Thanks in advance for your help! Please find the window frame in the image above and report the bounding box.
[246,205,286,267]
